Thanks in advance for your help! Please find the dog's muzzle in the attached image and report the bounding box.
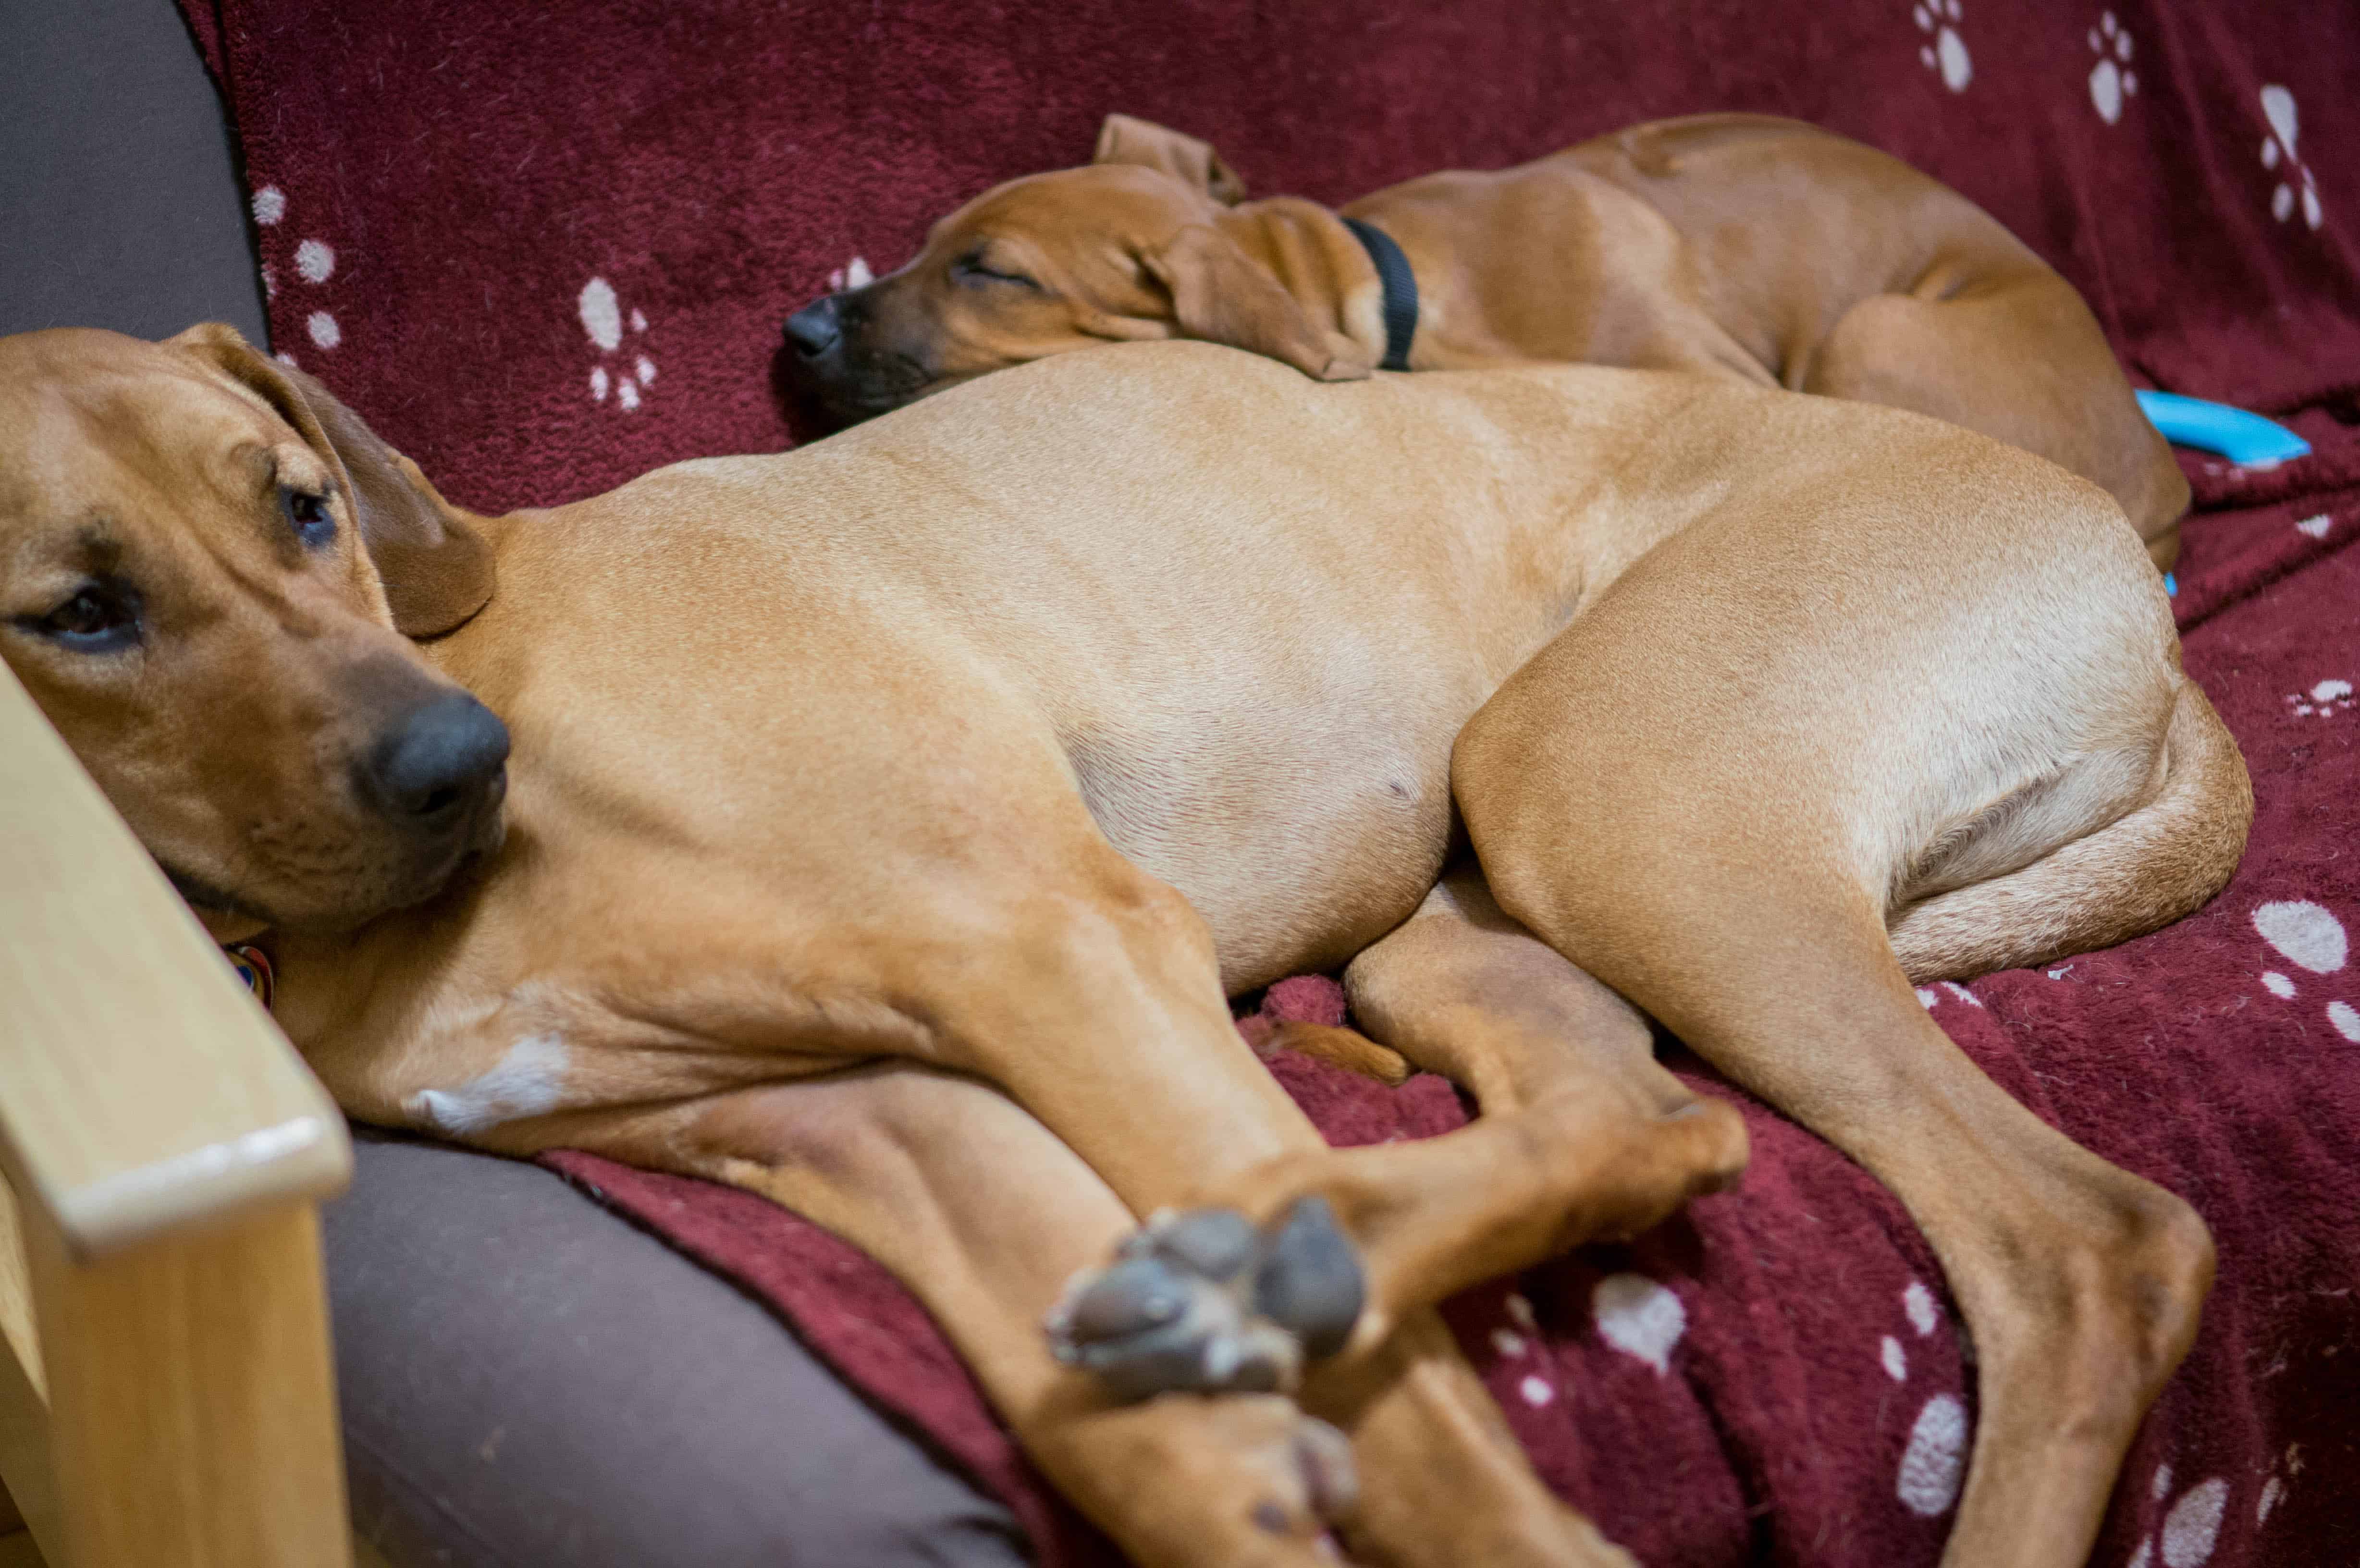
[782,294,844,358]
[778,289,933,428]
[359,690,510,845]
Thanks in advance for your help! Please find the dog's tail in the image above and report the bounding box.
[1888,679,2252,984]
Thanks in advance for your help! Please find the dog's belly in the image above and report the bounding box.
[1065,698,1460,993]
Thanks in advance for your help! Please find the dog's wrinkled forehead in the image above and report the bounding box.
[0,327,411,659]
[936,163,1216,252]
[2,331,322,533]
[0,326,507,940]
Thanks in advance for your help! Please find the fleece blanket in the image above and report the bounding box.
[178,0,2358,515]
[546,502,2360,1568]
[178,0,2360,1562]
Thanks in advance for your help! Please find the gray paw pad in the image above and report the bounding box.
[1045,1199,1367,1401]
[1252,1196,1363,1360]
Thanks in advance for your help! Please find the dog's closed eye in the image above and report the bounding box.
[281,486,337,549]
[951,249,1044,292]
[21,580,142,653]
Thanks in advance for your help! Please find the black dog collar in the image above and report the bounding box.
[1340,216,1418,372]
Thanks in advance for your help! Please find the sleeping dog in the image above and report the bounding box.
[1,324,2242,1567]
[783,112,2188,568]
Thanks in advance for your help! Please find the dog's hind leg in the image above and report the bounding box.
[1346,859,1708,1120]
[1284,859,1758,1312]
[1801,274,2190,568]
[1889,679,2252,982]
[1455,666,2224,1568]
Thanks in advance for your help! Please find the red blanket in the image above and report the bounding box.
[568,516,2360,1568]
[181,0,2360,1562]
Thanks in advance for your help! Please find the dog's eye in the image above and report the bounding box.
[29,585,141,652]
[281,487,337,549]
[952,252,1042,291]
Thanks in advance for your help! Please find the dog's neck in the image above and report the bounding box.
[193,898,272,947]
[1212,199,1394,368]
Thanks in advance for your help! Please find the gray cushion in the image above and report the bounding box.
[330,1133,1029,1568]
[0,0,266,343]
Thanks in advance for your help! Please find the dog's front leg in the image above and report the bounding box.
[947,853,1737,1378]
[907,853,1649,1567]
[600,1064,1357,1568]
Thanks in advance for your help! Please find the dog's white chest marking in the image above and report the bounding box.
[407,1033,570,1135]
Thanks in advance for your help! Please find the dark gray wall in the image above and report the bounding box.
[0,0,267,343]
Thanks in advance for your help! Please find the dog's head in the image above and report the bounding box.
[780,114,1368,427]
[0,324,507,942]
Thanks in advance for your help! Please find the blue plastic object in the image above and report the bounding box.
[2163,572,2177,598]
[2134,390,2311,466]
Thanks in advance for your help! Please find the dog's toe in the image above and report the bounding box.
[1046,1201,1367,1401]
[1046,1246,1298,1400]
[1142,1205,1260,1278]
[1291,1415,1358,1520]
[1251,1197,1364,1359]
[1241,1416,1359,1555]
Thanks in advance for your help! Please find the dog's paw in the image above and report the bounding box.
[1028,1395,1359,1566]
[1046,1199,1366,1401]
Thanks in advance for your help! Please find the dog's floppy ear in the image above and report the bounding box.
[169,323,494,637]
[1094,114,1249,206]
[1141,227,1373,382]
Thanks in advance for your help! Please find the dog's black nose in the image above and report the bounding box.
[364,692,510,828]
[782,294,844,357]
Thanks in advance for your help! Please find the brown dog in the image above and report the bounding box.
[783,112,2188,568]
[2,325,2243,1568]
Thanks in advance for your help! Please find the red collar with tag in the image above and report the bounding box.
[223,943,275,1011]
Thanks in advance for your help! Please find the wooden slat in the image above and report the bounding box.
[0,1296,59,1567]
[0,1191,382,1568]
[25,1198,352,1568]
[0,1181,58,1567]
[0,1186,38,1405]
[0,661,350,1259]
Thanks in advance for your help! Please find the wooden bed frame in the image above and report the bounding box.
[0,659,387,1568]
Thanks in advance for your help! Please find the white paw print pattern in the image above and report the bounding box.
[2255,1442,2300,1530]
[2251,900,2359,1042]
[2259,86,2323,231]
[1493,1274,1692,1408]
[1915,980,1985,1009]
[828,255,874,293]
[248,184,343,356]
[1492,1289,1562,1408]
[1593,1273,1686,1375]
[1493,1274,1696,1405]
[1913,0,1972,93]
[579,278,656,412]
[2088,12,2139,124]
[1888,1280,1969,1518]
[2286,677,2352,719]
[2295,513,2332,541]
[2124,1468,2231,1568]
